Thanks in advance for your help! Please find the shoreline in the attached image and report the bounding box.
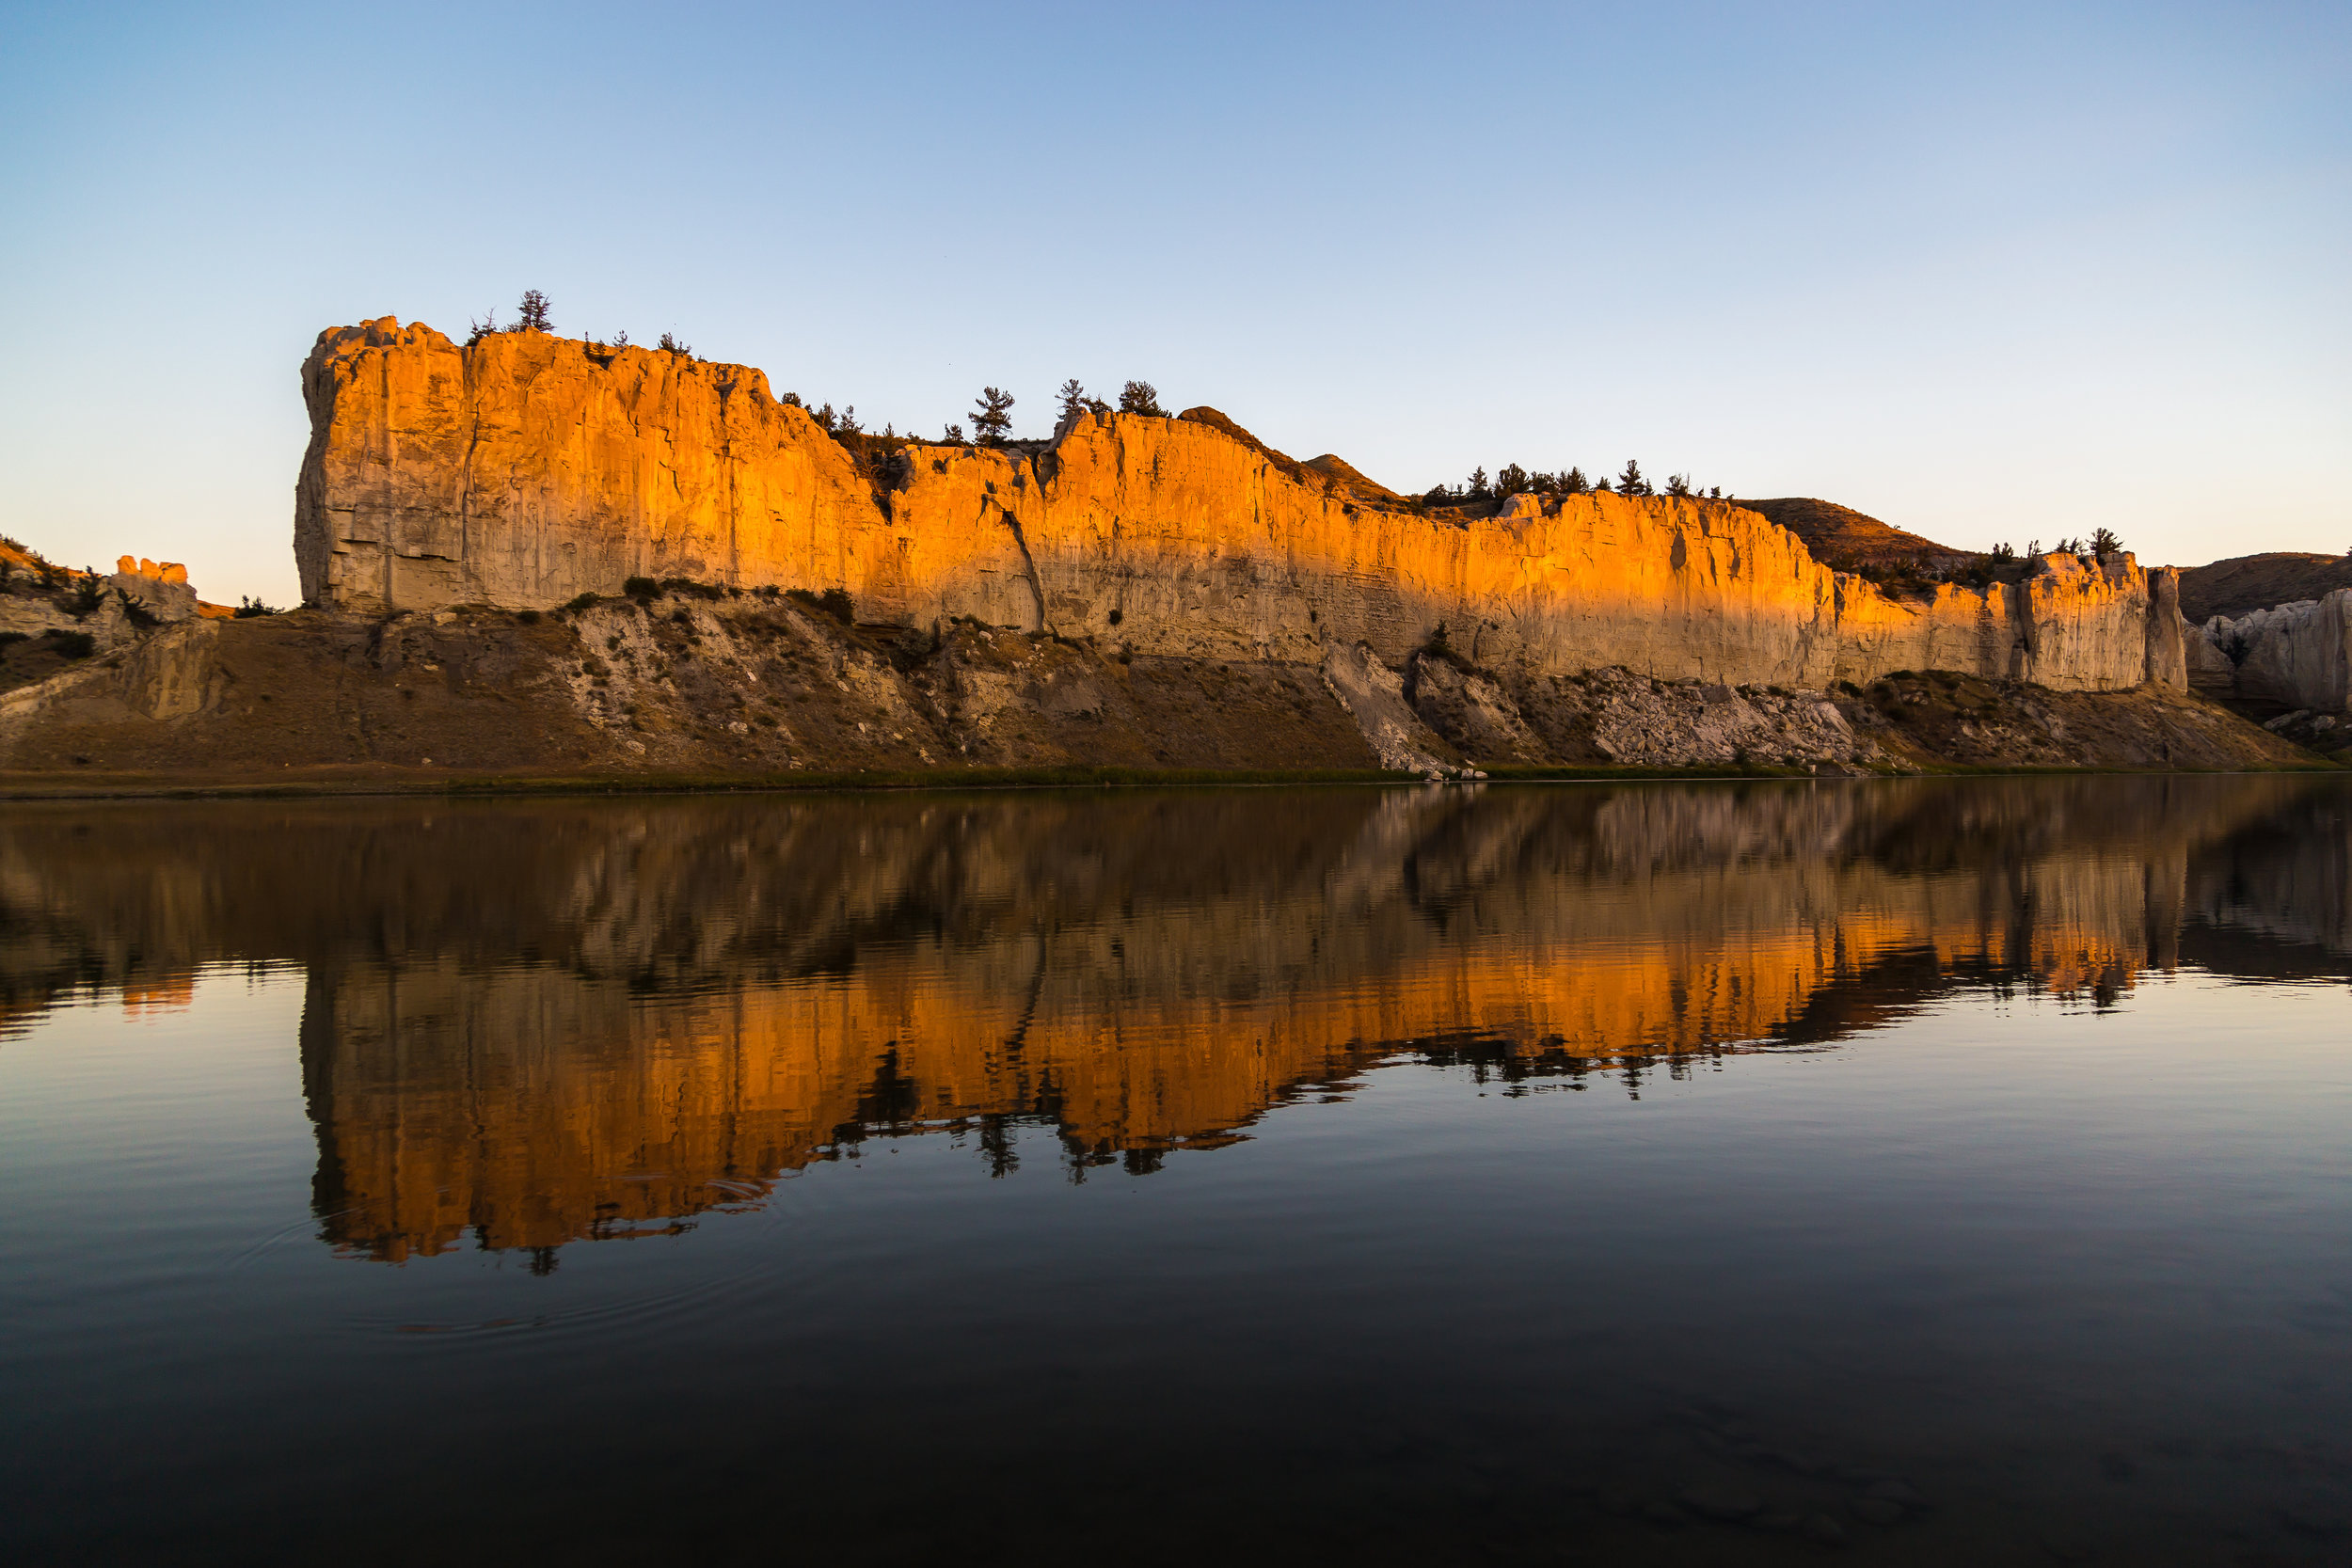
[1,756,2339,803]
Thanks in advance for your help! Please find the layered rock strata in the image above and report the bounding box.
[2190,590,2352,717]
[298,319,2188,694]
[0,554,212,736]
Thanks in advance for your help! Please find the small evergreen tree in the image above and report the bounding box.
[1664,472,1692,498]
[835,404,864,437]
[944,421,965,443]
[814,403,837,433]
[1496,463,1531,496]
[514,290,553,333]
[1057,379,1089,422]
[1117,380,1165,417]
[1617,459,1651,497]
[1467,467,1490,499]
[658,331,692,356]
[972,387,1015,446]
[1423,484,1450,505]
[612,328,629,348]
[1991,541,2017,562]
[1594,476,1614,494]
[466,309,498,345]
[2089,526,2122,557]
[1562,467,1590,495]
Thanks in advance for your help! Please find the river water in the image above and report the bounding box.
[2,778,2347,1564]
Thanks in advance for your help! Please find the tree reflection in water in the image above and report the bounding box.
[0,776,2344,1262]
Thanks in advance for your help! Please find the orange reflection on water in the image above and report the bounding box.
[1,777,2343,1261]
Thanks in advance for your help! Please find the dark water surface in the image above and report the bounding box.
[3,777,2349,1564]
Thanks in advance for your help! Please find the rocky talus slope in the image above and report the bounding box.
[0,582,2312,783]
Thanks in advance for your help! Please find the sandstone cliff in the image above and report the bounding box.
[297,318,2187,695]
[2190,590,2352,721]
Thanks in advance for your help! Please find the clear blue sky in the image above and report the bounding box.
[2,1,2345,604]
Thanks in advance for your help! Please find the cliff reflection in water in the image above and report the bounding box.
[1,778,2346,1262]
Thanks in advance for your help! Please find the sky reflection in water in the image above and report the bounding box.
[2,777,2348,1565]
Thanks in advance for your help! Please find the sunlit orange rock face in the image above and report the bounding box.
[298,320,2185,691]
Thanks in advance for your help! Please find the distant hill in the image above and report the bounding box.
[1739,498,1974,571]
[2178,552,2352,625]
[1303,453,1407,506]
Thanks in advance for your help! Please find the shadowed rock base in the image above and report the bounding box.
[0,587,2322,785]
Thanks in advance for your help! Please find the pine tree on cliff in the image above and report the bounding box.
[1118,381,1165,417]
[515,290,553,333]
[1496,463,1531,497]
[1664,473,1692,498]
[2090,527,2122,558]
[1467,467,1490,499]
[973,388,1015,447]
[1561,467,1590,495]
[1617,460,1651,497]
[1057,379,1089,423]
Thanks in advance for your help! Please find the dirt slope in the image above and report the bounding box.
[2179,552,2352,624]
[1302,453,1408,505]
[0,586,2324,791]
[0,594,1383,784]
[1741,497,1974,571]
